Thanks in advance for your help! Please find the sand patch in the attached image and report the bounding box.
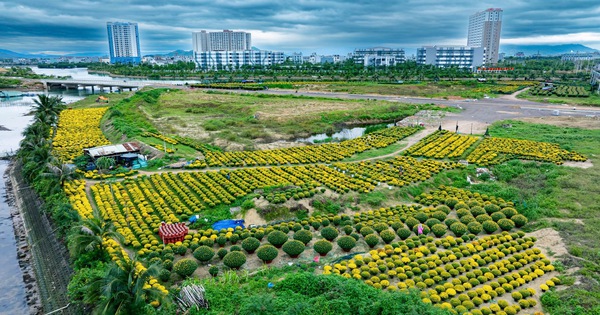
[563,160,594,169]
[528,227,570,258]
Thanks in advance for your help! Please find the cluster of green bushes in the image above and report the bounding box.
[529,84,590,97]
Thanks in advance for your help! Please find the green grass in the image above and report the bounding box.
[518,90,600,107]
[183,268,451,315]
[341,142,407,162]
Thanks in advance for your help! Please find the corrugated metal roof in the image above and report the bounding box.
[85,142,140,158]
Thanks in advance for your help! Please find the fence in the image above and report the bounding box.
[11,162,80,315]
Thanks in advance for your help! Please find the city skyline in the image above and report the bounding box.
[1,1,599,55]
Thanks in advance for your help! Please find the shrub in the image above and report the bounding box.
[467,222,483,234]
[365,234,380,248]
[405,217,420,229]
[501,207,518,218]
[497,219,515,231]
[414,212,428,223]
[470,206,486,217]
[360,227,376,237]
[321,226,339,241]
[397,228,412,240]
[446,197,458,208]
[173,245,187,255]
[230,245,242,252]
[425,218,442,229]
[482,221,499,234]
[208,265,219,277]
[337,236,357,251]
[241,237,261,253]
[173,258,198,278]
[511,291,522,301]
[216,235,228,247]
[432,211,448,221]
[445,218,459,228]
[432,224,447,237]
[456,208,471,218]
[511,214,528,227]
[450,222,468,236]
[313,240,333,255]
[293,229,313,245]
[217,248,228,259]
[256,245,278,262]
[193,246,215,263]
[282,240,306,257]
[484,204,500,214]
[491,212,506,222]
[380,230,396,244]
[162,259,173,271]
[476,214,492,223]
[158,269,171,282]
[373,223,389,233]
[267,230,288,247]
[223,251,247,269]
[343,225,353,235]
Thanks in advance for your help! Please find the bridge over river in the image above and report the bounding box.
[41,79,146,92]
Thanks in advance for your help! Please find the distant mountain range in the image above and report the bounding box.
[500,44,598,56]
[0,49,106,58]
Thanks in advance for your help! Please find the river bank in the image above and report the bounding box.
[4,161,42,314]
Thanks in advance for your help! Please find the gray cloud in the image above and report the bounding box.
[1,0,599,55]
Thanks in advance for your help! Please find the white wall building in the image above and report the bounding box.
[417,46,485,69]
[194,50,285,69]
[192,30,251,52]
[467,8,502,65]
[561,52,600,62]
[107,22,141,64]
[353,47,405,66]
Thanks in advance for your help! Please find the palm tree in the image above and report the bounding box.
[68,208,123,257]
[32,94,65,132]
[85,254,166,315]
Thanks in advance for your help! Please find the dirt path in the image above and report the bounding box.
[362,127,436,161]
[500,87,530,102]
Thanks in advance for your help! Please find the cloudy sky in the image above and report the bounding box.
[1,0,599,55]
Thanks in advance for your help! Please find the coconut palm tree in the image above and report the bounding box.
[68,208,123,257]
[85,254,166,315]
[32,94,65,132]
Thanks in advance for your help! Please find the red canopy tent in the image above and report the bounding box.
[158,222,188,244]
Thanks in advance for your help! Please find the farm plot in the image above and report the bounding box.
[466,137,587,166]
[52,107,110,161]
[65,159,464,256]
[405,130,479,159]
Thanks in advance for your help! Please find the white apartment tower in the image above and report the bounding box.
[467,8,502,65]
[106,22,141,64]
[192,30,251,52]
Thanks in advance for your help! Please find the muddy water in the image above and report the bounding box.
[0,161,28,314]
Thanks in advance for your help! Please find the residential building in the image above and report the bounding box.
[467,8,502,64]
[288,52,303,63]
[194,50,285,69]
[107,22,141,64]
[591,64,600,93]
[417,46,485,69]
[561,52,600,62]
[353,47,405,66]
[192,30,251,52]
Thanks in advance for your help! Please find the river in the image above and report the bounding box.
[31,66,202,85]
[0,87,88,313]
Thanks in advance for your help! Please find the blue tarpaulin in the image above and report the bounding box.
[212,219,245,231]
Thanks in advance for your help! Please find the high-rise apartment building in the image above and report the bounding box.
[107,22,141,64]
[467,8,502,64]
[192,30,251,52]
